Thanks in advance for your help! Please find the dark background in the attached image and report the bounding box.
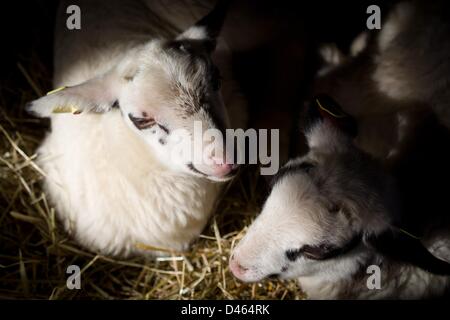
[0,0,397,115]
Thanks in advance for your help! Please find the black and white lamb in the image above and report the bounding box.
[230,97,450,299]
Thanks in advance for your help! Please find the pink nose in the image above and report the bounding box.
[229,256,248,278]
[210,157,238,177]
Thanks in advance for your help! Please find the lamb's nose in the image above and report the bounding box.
[210,157,239,177]
[229,256,248,277]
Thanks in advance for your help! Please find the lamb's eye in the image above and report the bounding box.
[128,114,155,130]
[285,243,338,262]
[301,244,335,260]
[285,244,333,261]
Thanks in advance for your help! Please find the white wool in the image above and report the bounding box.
[32,0,246,257]
[39,111,222,256]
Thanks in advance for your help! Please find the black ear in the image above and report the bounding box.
[366,229,450,276]
[195,0,229,40]
[304,94,358,138]
[177,0,230,52]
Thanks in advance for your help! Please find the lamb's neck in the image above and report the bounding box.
[299,258,449,299]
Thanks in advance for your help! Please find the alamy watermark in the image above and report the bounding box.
[366,5,381,30]
[66,5,382,32]
[66,265,81,290]
[366,264,381,290]
[66,5,81,30]
[169,121,280,175]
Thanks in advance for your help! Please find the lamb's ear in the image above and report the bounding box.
[26,70,124,118]
[176,0,229,52]
[304,94,357,151]
[366,229,450,276]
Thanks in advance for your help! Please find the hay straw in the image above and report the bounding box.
[0,59,305,300]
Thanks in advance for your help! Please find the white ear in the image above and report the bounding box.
[26,52,140,118]
[26,71,121,117]
[305,120,351,153]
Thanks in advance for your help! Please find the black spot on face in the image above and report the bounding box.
[281,265,289,273]
[158,138,166,145]
[111,100,120,109]
[157,123,169,134]
[285,249,302,262]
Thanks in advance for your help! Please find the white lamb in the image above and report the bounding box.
[26,0,247,257]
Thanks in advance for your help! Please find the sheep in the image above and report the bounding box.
[313,0,450,162]
[229,96,450,299]
[26,0,248,257]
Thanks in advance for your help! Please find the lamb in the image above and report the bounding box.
[229,1,450,298]
[26,0,247,257]
[313,0,450,162]
[229,96,450,299]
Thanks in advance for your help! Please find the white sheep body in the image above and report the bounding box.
[36,0,243,256]
[40,111,221,256]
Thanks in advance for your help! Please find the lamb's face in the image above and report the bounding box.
[119,39,237,181]
[230,117,393,283]
[27,6,238,181]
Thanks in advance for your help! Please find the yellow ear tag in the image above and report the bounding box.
[398,228,421,240]
[52,105,81,114]
[46,86,81,114]
[315,98,347,119]
[46,86,67,95]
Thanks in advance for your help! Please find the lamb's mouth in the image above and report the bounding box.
[186,163,239,181]
[187,163,208,177]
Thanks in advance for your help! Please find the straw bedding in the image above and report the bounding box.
[0,57,304,300]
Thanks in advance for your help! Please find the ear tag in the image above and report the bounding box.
[52,105,81,114]
[315,96,347,119]
[397,227,421,240]
[46,86,67,95]
[313,94,358,137]
[46,86,81,114]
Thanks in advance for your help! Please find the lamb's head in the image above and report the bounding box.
[27,2,238,181]
[230,95,450,285]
